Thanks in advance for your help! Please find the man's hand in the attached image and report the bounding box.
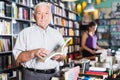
[34,48,49,59]
[16,48,49,66]
[51,54,65,61]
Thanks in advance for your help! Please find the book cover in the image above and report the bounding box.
[89,67,106,72]
[85,71,108,75]
[64,66,80,80]
[39,37,72,62]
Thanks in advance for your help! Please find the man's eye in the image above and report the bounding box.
[37,12,41,14]
[46,13,49,14]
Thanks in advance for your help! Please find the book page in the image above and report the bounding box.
[61,37,72,52]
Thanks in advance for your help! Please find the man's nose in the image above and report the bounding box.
[41,13,45,19]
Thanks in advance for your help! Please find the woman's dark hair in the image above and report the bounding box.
[83,21,97,31]
[89,21,96,28]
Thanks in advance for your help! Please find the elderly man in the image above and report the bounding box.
[13,2,65,80]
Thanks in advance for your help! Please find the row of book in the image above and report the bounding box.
[17,7,29,20]
[56,27,79,37]
[74,45,80,51]
[13,21,29,34]
[30,10,35,22]
[98,41,109,47]
[74,38,80,45]
[0,19,30,35]
[13,0,48,7]
[51,4,66,17]
[98,26,120,46]
[0,38,11,52]
[111,39,120,46]
[57,27,68,36]
[13,0,32,7]
[97,32,109,39]
[0,73,9,80]
[97,26,109,33]
[0,19,11,35]
[110,25,120,32]
[0,0,77,21]
[99,19,120,25]
[74,30,79,36]
[0,0,78,21]
[0,71,17,80]
[53,16,68,27]
[0,55,12,70]
[0,1,31,21]
[12,0,60,8]
[68,45,80,53]
[111,33,120,39]
[53,16,79,28]
[73,22,79,29]
[0,1,12,17]
[51,4,77,21]
[12,4,29,20]
[68,12,77,21]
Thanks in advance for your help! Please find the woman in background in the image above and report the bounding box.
[81,21,103,57]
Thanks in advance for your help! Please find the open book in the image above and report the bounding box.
[39,37,72,62]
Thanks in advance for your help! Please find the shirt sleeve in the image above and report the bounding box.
[13,30,26,60]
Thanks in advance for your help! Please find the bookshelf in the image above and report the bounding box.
[97,18,120,50]
[0,0,80,80]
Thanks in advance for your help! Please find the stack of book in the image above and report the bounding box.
[86,67,108,79]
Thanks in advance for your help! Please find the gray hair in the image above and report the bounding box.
[34,2,51,12]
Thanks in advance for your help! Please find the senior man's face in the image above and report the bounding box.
[34,5,51,30]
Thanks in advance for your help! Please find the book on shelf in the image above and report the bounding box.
[0,38,11,52]
[69,29,74,36]
[13,22,29,34]
[0,1,5,17]
[12,3,17,18]
[5,20,11,34]
[0,39,3,52]
[5,3,12,17]
[39,37,72,62]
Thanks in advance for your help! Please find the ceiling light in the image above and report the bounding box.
[84,0,95,12]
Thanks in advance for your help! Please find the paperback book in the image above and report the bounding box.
[39,37,72,62]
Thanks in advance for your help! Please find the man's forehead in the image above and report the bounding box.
[36,5,50,10]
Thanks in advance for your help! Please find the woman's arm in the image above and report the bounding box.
[96,45,104,50]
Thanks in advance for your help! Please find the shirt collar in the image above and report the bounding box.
[34,24,50,33]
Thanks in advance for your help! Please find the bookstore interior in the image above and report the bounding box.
[0,0,120,80]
